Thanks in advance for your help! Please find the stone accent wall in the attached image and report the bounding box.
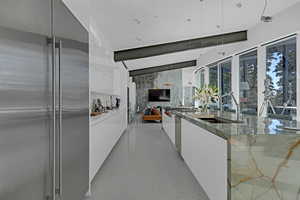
[133,69,183,111]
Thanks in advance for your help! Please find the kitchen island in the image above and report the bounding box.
[163,110,300,200]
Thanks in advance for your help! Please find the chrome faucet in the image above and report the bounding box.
[219,92,241,121]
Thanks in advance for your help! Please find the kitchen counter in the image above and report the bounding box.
[172,110,300,200]
[173,110,300,139]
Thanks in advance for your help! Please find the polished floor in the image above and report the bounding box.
[86,118,209,200]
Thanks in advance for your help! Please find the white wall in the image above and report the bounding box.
[182,67,196,87]
[182,67,196,106]
[62,0,89,30]
[62,0,129,186]
[128,77,136,111]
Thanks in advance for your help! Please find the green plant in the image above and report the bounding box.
[194,85,219,112]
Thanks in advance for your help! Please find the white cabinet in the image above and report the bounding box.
[181,119,227,200]
[169,115,175,144]
[89,109,127,183]
[162,112,175,145]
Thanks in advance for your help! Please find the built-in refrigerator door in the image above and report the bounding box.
[53,1,89,200]
[0,0,54,199]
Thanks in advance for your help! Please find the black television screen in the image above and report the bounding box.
[148,89,171,102]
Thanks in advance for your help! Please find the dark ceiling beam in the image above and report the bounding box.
[114,30,247,61]
[129,60,197,76]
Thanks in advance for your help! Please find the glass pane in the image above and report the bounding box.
[196,69,205,88]
[200,70,205,87]
[239,50,258,115]
[266,37,297,118]
[195,71,201,88]
[209,65,218,87]
[220,61,232,110]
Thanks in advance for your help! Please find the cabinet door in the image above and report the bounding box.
[0,0,53,199]
[181,119,227,200]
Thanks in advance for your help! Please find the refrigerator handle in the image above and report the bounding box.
[57,39,63,197]
[51,36,57,200]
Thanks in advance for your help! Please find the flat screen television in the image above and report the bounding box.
[148,89,171,102]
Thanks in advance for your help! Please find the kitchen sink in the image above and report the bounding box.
[197,117,231,124]
[189,114,243,124]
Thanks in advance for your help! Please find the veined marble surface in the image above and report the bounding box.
[231,135,300,200]
[172,110,300,200]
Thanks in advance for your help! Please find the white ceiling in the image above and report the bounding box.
[91,0,300,70]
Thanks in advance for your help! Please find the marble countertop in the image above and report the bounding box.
[172,110,300,200]
[172,110,300,140]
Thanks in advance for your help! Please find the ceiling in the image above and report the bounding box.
[91,0,300,70]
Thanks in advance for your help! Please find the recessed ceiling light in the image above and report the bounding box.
[236,2,242,8]
[136,37,142,41]
[133,18,141,24]
[261,0,272,23]
[218,51,226,56]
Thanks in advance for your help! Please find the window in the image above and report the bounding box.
[200,70,205,88]
[266,37,297,118]
[195,69,205,88]
[239,50,258,114]
[220,61,232,110]
[209,65,218,87]
[207,60,232,110]
[195,71,201,88]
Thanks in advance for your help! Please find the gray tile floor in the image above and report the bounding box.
[86,119,209,200]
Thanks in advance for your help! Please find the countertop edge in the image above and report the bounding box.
[172,111,229,140]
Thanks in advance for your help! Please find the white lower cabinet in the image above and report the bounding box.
[181,119,227,200]
[90,109,127,183]
[162,112,176,145]
[168,115,175,145]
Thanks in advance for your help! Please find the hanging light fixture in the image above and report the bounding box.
[261,0,273,22]
[217,0,226,56]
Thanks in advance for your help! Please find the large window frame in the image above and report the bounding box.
[208,64,218,88]
[195,69,206,88]
[265,36,297,119]
[219,60,232,110]
[207,59,233,110]
[200,69,205,88]
[201,34,299,120]
[239,50,258,115]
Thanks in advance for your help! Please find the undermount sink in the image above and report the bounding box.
[197,117,231,124]
[198,117,244,124]
[189,114,243,124]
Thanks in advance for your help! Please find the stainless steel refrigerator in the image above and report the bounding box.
[0,0,89,200]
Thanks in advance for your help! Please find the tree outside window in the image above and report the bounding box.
[209,65,218,88]
[266,37,297,118]
[220,61,232,110]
